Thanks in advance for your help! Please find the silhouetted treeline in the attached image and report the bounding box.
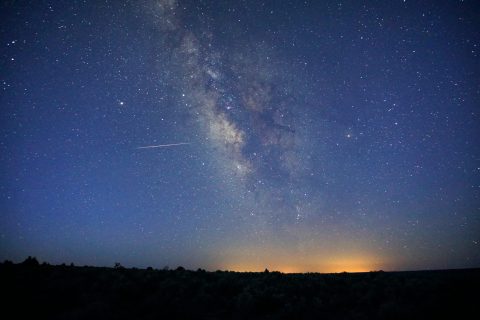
[1,257,478,319]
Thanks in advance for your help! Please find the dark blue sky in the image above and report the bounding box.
[1,0,479,272]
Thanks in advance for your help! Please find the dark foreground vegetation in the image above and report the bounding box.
[1,258,478,319]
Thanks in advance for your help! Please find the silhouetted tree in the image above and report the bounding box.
[22,256,39,267]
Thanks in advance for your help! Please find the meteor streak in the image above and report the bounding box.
[137,142,190,149]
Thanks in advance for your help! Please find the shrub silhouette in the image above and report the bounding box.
[21,256,39,267]
[3,260,13,266]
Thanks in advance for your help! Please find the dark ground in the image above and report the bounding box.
[1,258,478,319]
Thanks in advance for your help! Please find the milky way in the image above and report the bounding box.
[148,0,312,212]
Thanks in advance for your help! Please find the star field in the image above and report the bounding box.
[0,0,479,272]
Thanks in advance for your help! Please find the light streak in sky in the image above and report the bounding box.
[137,142,190,149]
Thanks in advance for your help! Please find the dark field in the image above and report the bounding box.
[1,258,478,320]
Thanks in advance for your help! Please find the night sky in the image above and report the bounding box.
[1,0,479,273]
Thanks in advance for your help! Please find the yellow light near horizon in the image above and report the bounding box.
[320,258,379,273]
[218,249,384,274]
[221,256,381,274]
[215,240,388,274]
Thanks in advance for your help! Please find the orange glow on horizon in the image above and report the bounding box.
[219,254,385,274]
[214,240,390,273]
